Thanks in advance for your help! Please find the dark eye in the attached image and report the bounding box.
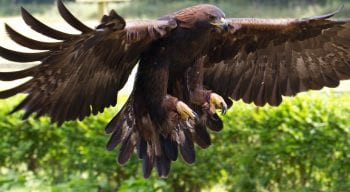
[209,15,216,20]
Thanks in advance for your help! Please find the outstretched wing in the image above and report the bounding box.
[204,7,350,106]
[0,0,177,124]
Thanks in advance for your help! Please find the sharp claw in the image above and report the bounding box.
[210,93,228,115]
[192,111,197,119]
[176,101,196,121]
[221,102,228,115]
[192,111,200,123]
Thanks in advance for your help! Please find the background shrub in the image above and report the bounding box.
[1,92,350,191]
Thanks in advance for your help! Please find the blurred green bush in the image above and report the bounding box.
[1,92,350,191]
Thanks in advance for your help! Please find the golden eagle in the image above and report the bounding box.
[0,0,350,178]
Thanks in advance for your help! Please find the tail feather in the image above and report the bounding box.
[155,154,171,178]
[206,113,223,132]
[179,129,195,164]
[118,131,139,165]
[137,138,147,159]
[106,120,125,151]
[136,137,154,178]
[192,123,211,149]
[162,135,178,161]
[142,151,154,178]
[105,103,129,134]
[106,95,225,178]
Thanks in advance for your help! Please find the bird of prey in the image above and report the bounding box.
[0,0,349,178]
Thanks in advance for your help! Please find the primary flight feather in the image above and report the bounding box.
[0,0,349,178]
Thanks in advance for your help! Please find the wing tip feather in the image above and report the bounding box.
[57,0,94,33]
[302,4,344,21]
[20,5,78,40]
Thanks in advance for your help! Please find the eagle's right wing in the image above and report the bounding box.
[204,7,350,107]
[0,0,177,124]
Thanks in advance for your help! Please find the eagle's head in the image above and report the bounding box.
[174,4,228,30]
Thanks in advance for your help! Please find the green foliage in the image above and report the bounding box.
[220,93,350,191]
[1,92,350,191]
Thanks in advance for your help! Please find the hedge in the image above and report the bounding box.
[1,92,350,191]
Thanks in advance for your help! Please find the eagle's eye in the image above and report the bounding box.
[208,15,216,20]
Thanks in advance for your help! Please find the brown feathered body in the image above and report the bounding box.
[1,1,350,178]
[116,7,225,177]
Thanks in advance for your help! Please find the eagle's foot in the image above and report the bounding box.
[176,101,198,120]
[208,93,227,115]
[189,89,228,115]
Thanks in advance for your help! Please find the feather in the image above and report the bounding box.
[204,11,350,106]
[179,130,195,164]
[206,113,223,132]
[22,93,42,119]
[302,4,343,21]
[0,66,37,81]
[96,10,126,31]
[142,152,154,178]
[161,135,178,161]
[193,123,211,149]
[118,132,138,165]
[155,155,171,178]
[106,119,126,150]
[5,24,61,50]
[0,81,31,98]
[10,96,31,114]
[0,46,49,62]
[57,0,93,33]
[137,138,147,159]
[21,7,77,40]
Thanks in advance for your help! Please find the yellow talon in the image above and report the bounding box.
[209,93,228,114]
[176,101,196,120]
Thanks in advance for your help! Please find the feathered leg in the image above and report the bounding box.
[105,54,200,178]
[134,56,197,125]
[186,57,228,115]
[183,57,230,145]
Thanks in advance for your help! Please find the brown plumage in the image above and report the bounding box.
[1,1,350,178]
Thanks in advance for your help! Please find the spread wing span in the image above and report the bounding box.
[204,7,350,106]
[0,0,177,124]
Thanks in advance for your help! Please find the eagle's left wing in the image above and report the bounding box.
[204,7,350,107]
[0,0,177,125]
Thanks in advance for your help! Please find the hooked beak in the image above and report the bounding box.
[211,18,228,30]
